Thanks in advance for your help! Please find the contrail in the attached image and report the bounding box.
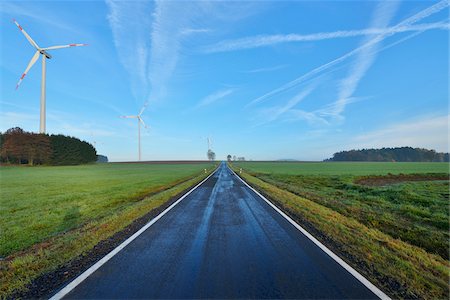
[246,0,449,107]
[331,1,399,117]
[204,22,448,53]
[267,83,317,123]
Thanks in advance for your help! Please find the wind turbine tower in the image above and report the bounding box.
[13,19,87,133]
[120,104,148,161]
[207,136,212,151]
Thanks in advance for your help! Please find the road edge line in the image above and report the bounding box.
[49,167,219,300]
[229,166,390,300]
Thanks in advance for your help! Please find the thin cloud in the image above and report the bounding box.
[148,1,206,102]
[107,1,268,108]
[203,22,448,53]
[243,64,288,73]
[197,88,234,108]
[148,1,268,103]
[261,83,317,124]
[282,96,366,126]
[106,0,152,102]
[0,2,82,34]
[247,0,450,107]
[180,28,212,35]
[288,109,329,126]
[352,114,449,152]
[57,123,115,138]
[331,1,399,118]
[316,97,366,118]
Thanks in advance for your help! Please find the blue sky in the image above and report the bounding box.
[0,0,448,161]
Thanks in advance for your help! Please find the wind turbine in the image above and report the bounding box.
[13,19,87,133]
[207,136,212,150]
[120,104,148,161]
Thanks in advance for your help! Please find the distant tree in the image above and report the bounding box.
[97,154,108,163]
[0,127,97,165]
[325,147,449,162]
[25,133,52,165]
[1,128,27,164]
[238,157,246,161]
[233,155,236,161]
[227,154,232,162]
[50,134,96,165]
[207,149,216,161]
[0,128,52,165]
[0,132,4,151]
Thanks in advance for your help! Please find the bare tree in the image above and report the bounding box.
[207,149,216,161]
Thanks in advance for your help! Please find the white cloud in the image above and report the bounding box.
[331,1,399,118]
[288,109,329,126]
[148,1,188,102]
[197,88,234,108]
[106,1,268,110]
[203,22,448,53]
[279,97,366,126]
[352,114,449,152]
[259,83,317,124]
[0,2,82,34]
[0,110,115,139]
[56,123,115,138]
[105,0,152,102]
[243,64,288,74]
[248,1,449,107]
[180,28,212,36]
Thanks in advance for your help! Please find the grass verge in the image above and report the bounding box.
[0,163,216,298]
[230,164,449,299]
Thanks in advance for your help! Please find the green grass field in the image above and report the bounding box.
[0,162,215,297]
[235,161,449,175]
[231,161,449,299]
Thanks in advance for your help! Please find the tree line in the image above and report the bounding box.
[325,147,449,162]
[227,155,245,161]
[0,127,97,165]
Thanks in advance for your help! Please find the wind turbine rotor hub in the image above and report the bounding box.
[40,50,52,59]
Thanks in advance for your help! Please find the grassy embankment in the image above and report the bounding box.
[0,162,216,298]
[231,162,449,299]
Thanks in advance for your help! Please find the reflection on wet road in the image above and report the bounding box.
[63,162,377,299]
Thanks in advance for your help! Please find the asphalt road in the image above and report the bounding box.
[61,162,378,299]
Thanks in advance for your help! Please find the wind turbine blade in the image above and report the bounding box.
[120,115,138,119]
[12,19,40,50]
[138,116,148,128]
[16,51,40,89]
[42,43,88,51]
[138,102,148,116]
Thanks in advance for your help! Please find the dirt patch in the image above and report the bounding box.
[355,174,449,186]
[7,178,205,300]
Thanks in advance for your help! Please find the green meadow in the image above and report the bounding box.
[235,161,449,175]
[0,162,215,297]
[231,161,449,299]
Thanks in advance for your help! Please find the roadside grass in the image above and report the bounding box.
[0,163,215,298]
[253,174,449,259]
[231,162,449,299]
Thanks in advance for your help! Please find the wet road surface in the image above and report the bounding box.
[62,162,378,299]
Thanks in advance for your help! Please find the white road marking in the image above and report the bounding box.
[229,166,390,300]
[50,167,219,300]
